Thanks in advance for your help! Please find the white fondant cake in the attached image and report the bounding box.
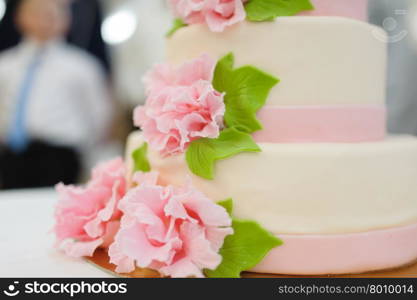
[124,15,417,275]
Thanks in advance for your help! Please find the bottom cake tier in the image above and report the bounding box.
[251,222,417,275]
[125,132,417,275]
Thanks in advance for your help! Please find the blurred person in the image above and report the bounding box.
[0,0,111,74]
[0,0,112,189]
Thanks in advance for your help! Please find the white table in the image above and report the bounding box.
[0,188,111,277]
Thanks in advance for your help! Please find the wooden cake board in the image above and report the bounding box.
[87,249,417,278]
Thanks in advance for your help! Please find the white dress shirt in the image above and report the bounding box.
[0,39,112,151]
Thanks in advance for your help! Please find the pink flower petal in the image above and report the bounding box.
[101,221,120,248]
[133,106,148,128]
[168,0,246,32]
[143,63,176,95]
[205,0,246,32]
[117,223,181,268]
[136,61,225,156]
[90,158,126,189]
[54,158,126,258]
[132,171,159,186]
[119,184,166,217]
[164,191,197,223]
[55,183,105,218]
[54,211,92,242]
[59,238,103,258]
[108,242,136,273]
[177,53,216,85]
[84,180,122,238]
[159,257,204,278]
[180,222,222,270]
[180,183,232,227]
[109,172,233,278]
[206,226,234,252]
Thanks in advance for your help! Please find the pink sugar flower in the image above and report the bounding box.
[169,0,247,32]
[135,54,225,156]
[54,158,126,258]
[109,172,233,278]
[143,53,216,96]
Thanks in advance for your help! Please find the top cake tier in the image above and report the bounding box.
[166,17,387,107]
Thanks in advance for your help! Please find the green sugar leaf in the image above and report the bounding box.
[132,143,151,172]
[218,198,234,216]
[166,18,187,37]
[213,53,279,133]
[245,0,314,22]
[186,128,261,180]
[205,218,283,278]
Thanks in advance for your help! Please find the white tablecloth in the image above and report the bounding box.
[0,188,111,278]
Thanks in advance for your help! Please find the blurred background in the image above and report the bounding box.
[0,0,416,190]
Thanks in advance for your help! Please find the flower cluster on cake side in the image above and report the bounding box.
[167,0,314,35]
[54,52,282,278]
[134,54,225,157]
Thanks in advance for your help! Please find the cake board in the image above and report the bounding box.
[86,249,417,278]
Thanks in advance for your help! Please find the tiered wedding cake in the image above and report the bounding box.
[54,0,417,277]
[126,0,417,275]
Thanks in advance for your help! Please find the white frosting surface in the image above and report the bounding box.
[127,132,417,235]
[167,17,387,106]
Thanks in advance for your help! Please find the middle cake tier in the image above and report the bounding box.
[126,132,417,236]
[167,17,388,143]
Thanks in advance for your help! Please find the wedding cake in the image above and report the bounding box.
[54,0,417,277]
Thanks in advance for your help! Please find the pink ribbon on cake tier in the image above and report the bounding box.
[253,104,387,143]
[251,221,417,275]
[298,0,368,21]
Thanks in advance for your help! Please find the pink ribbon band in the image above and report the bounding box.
[298,0,368,21]
[253,105,386,143]
[251,221,417,275]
